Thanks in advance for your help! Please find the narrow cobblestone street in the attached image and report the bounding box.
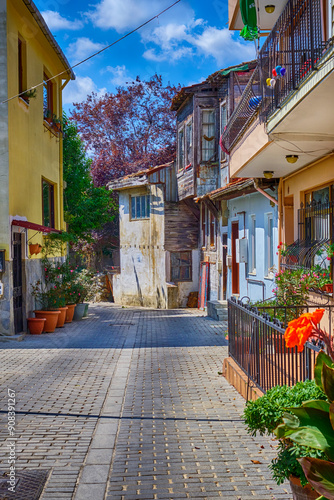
[0,305,291,499]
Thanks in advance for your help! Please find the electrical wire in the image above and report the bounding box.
[1,0,181,104]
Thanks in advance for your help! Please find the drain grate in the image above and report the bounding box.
[0,469,50,499]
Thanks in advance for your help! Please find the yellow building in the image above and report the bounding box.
[223,0,334,272]
[0,0,74,337]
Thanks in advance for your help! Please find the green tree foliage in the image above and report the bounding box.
[62,116,115,239]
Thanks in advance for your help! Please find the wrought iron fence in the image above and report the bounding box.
[227,297,331,395]
[282,200,333,268]
[221,0,333,152]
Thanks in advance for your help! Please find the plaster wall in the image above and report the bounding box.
[227,191,278,303]
[0,0,10,255]
[7,0,66,248]
[229,119,269,178]
[113,185,167,308]
[282,155,334,241]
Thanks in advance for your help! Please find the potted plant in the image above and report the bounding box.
[243,379,327,496]
[31,280,60,333]
[275,309,334,499]
[27,317,46,335]
[29,243,42,256]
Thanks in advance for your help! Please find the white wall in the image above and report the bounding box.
[113,184,167,308]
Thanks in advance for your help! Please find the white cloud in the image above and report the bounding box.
[143,46,193,63]
[88,0,152,31]
[63,76,107,105]
[104,65,133,86]
[87,0,195,32]
[67,38,105,64]
[191,27,255,65]
[41,11,83,31]
[142,20,255,67]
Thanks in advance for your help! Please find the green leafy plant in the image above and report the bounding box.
[243,380,327,487]
[31,279,62,310]
[272,310,334,499]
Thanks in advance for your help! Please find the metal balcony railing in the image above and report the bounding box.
[221,0,333,153]
[282,201,333,269]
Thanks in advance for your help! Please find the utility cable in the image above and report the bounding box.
[1,0,181,104]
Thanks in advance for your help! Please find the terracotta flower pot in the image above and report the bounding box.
[323,283,333,293]
[65,304,76,323]
[29,243,40,256]
[34,310,60,333]
[289,475,319,500]
[27,317,46,335]
[56,306,68,328]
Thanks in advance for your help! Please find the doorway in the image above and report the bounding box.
[231,222,239,295]
[13,233,24,333]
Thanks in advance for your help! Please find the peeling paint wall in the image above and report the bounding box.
[113,184,167,308]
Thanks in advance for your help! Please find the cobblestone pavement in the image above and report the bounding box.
[0,304,291,500]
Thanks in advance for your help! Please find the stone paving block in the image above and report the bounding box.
[0,305,291,500]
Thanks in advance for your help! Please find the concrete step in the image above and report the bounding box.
[207,300,228,322]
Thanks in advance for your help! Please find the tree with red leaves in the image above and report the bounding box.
[71,74,180,187]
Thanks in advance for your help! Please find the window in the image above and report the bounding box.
[178,128,185,170]
[220,102,227,162]
[266,214,274,276]
[209,212,216,247]
[43,72,53,120]
[201,109,215,162]
[130,194,150,219]
[249,215,256,273]
[18,36,27,99]
[171,251,192,282]
[201,204,206,247]
[186,120,193,165]
[42,179,55,228]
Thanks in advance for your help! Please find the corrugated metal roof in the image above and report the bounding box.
[108,162,174,191]
[171,60,257,111]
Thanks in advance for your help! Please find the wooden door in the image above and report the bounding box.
[231,222,239,295]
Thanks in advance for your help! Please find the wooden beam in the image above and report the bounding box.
[203,198,219,219]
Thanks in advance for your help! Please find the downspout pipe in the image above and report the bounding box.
[252,179,278,206]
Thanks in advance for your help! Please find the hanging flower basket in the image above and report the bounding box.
[29,243,42,256]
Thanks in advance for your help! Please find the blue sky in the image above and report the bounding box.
[33,0,256,114]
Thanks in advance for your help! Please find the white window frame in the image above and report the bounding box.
[220,100,228,163]
[130,194,150,220]
[185,119,193,166]
[178,126,185,171]
[249,215,256,274]
[201,109,215,163]
[265,213,274,278]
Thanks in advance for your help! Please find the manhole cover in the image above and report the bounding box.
[0,469,50,499]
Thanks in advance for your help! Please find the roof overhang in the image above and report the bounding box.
[22,0,75,80]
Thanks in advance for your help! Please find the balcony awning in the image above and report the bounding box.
[239,0,259,41]
[12,219,62,234]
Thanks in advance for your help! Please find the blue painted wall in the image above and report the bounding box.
[227,190,278,304]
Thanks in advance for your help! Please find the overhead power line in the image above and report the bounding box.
[1,0,181,104]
